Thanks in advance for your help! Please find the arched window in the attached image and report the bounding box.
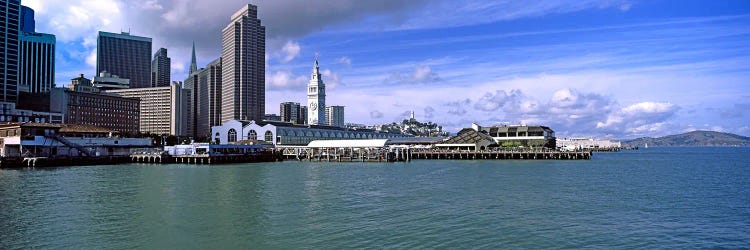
[265,131,274,142]
[228,129,237,143]
[248,130,257,140]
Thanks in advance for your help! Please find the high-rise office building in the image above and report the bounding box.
[221,4,265,123]
[151,48,170,87]
[307,58,326,125]
[97,31,152,88]
[105,82,189,136]
[279,102,300,124]
[298,106,308,125]
[19,32,55,93]
[189,42,198,75]
[1,0,21,104]
[326,105,345,128]
[19,5,32,33]
[185,58,222,139]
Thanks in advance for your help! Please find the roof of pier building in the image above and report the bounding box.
[307,139,390,148]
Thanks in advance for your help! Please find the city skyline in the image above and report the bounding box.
[20,0,750,138]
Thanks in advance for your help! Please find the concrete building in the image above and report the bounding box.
[1,0,21,104]
[67,74,99,93]
[326,105,344,128]
[96,31,152,88]
[221,4,265,122]
[184,57,222,140]
[299,106,307,125]
[19,32,55,93]
[92,71,129,90]
[212,119,411,146]
[105,83,189,136]
[264,114,281,121]
[307,58,326,125]
[151,48,170,87]
[280,102,300,124]
[50,88,140,134]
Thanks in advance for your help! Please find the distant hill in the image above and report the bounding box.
[623,130,750,147]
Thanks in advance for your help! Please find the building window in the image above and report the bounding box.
[228,129,237,143]
[265,131,273,143]
[248,130,257,140]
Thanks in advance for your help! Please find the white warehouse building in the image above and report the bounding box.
[211,120,411,146]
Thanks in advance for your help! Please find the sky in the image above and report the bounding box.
[22,0,750,139]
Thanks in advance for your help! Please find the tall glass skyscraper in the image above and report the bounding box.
[1,0,21,103]
[151,48,170,87]
[221,4,265,122]
[19,32,55,93]
[97,31,152,89]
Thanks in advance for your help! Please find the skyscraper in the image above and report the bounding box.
[307,58,326,125]
[97,31,152,88]
[1,0,21,103]
[151,48,170,87]
[280,102,300,124]
[189,42,198,75]
[326,106,345,128]
[19,32,55,93]
[221,4,265,123]
[19,5,33,33]
[185,57,222,139]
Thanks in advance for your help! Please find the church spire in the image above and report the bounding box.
[189,41,198,74]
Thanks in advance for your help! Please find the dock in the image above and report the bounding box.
[409,150,591,160]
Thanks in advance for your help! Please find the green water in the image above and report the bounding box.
[1,147,749,248]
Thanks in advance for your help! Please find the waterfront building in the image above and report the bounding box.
[0,122,151,158]
[326,105,345,128]
[92,71,129,90]
[211,119,411,146]
[280,102,300,124]
[307,58,326,125]
[264,114,281,122]
[105,83,189,136]
[1,0,21,104]
[151,48,170,87]
[19,32,55,93]
[472,123,556,148]
[50,88,140,134]
[221,4,265,123]
[97,31,152,88]
[184,57,222,140]
[557,138,622,150]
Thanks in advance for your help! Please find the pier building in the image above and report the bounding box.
[211,119,411,146]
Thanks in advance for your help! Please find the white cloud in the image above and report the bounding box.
[267,70,307,90]
[385,65,441,84]
[85,50,97,68]
[321,69,342,89]
[281,40,301,62]
[336,56,352,66]
[597,102,679,135]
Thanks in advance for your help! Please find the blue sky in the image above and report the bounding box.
[24,0,750,138]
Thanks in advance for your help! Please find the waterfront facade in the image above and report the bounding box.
[96,31,152,88]
[50,88,140,134]
[473,123,556,148]
[307,59,326,125]
[1,0,21,104]
[19,32,55,93]
[212,120,411,146]
[326,105,345,128]
[105,83,189,136]
[557,138,621,150]
[151,48,170,87]
[0,122,151,158]
[221,4,265,122]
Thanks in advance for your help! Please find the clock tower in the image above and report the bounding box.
[307,56,326,125]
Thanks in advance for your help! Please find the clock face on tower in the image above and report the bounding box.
[311,102,318,111]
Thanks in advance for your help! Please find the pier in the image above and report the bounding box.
[130,151,282,165]
[409,150,591,160]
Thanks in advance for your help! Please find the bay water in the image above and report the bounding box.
[1,147,748,248]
